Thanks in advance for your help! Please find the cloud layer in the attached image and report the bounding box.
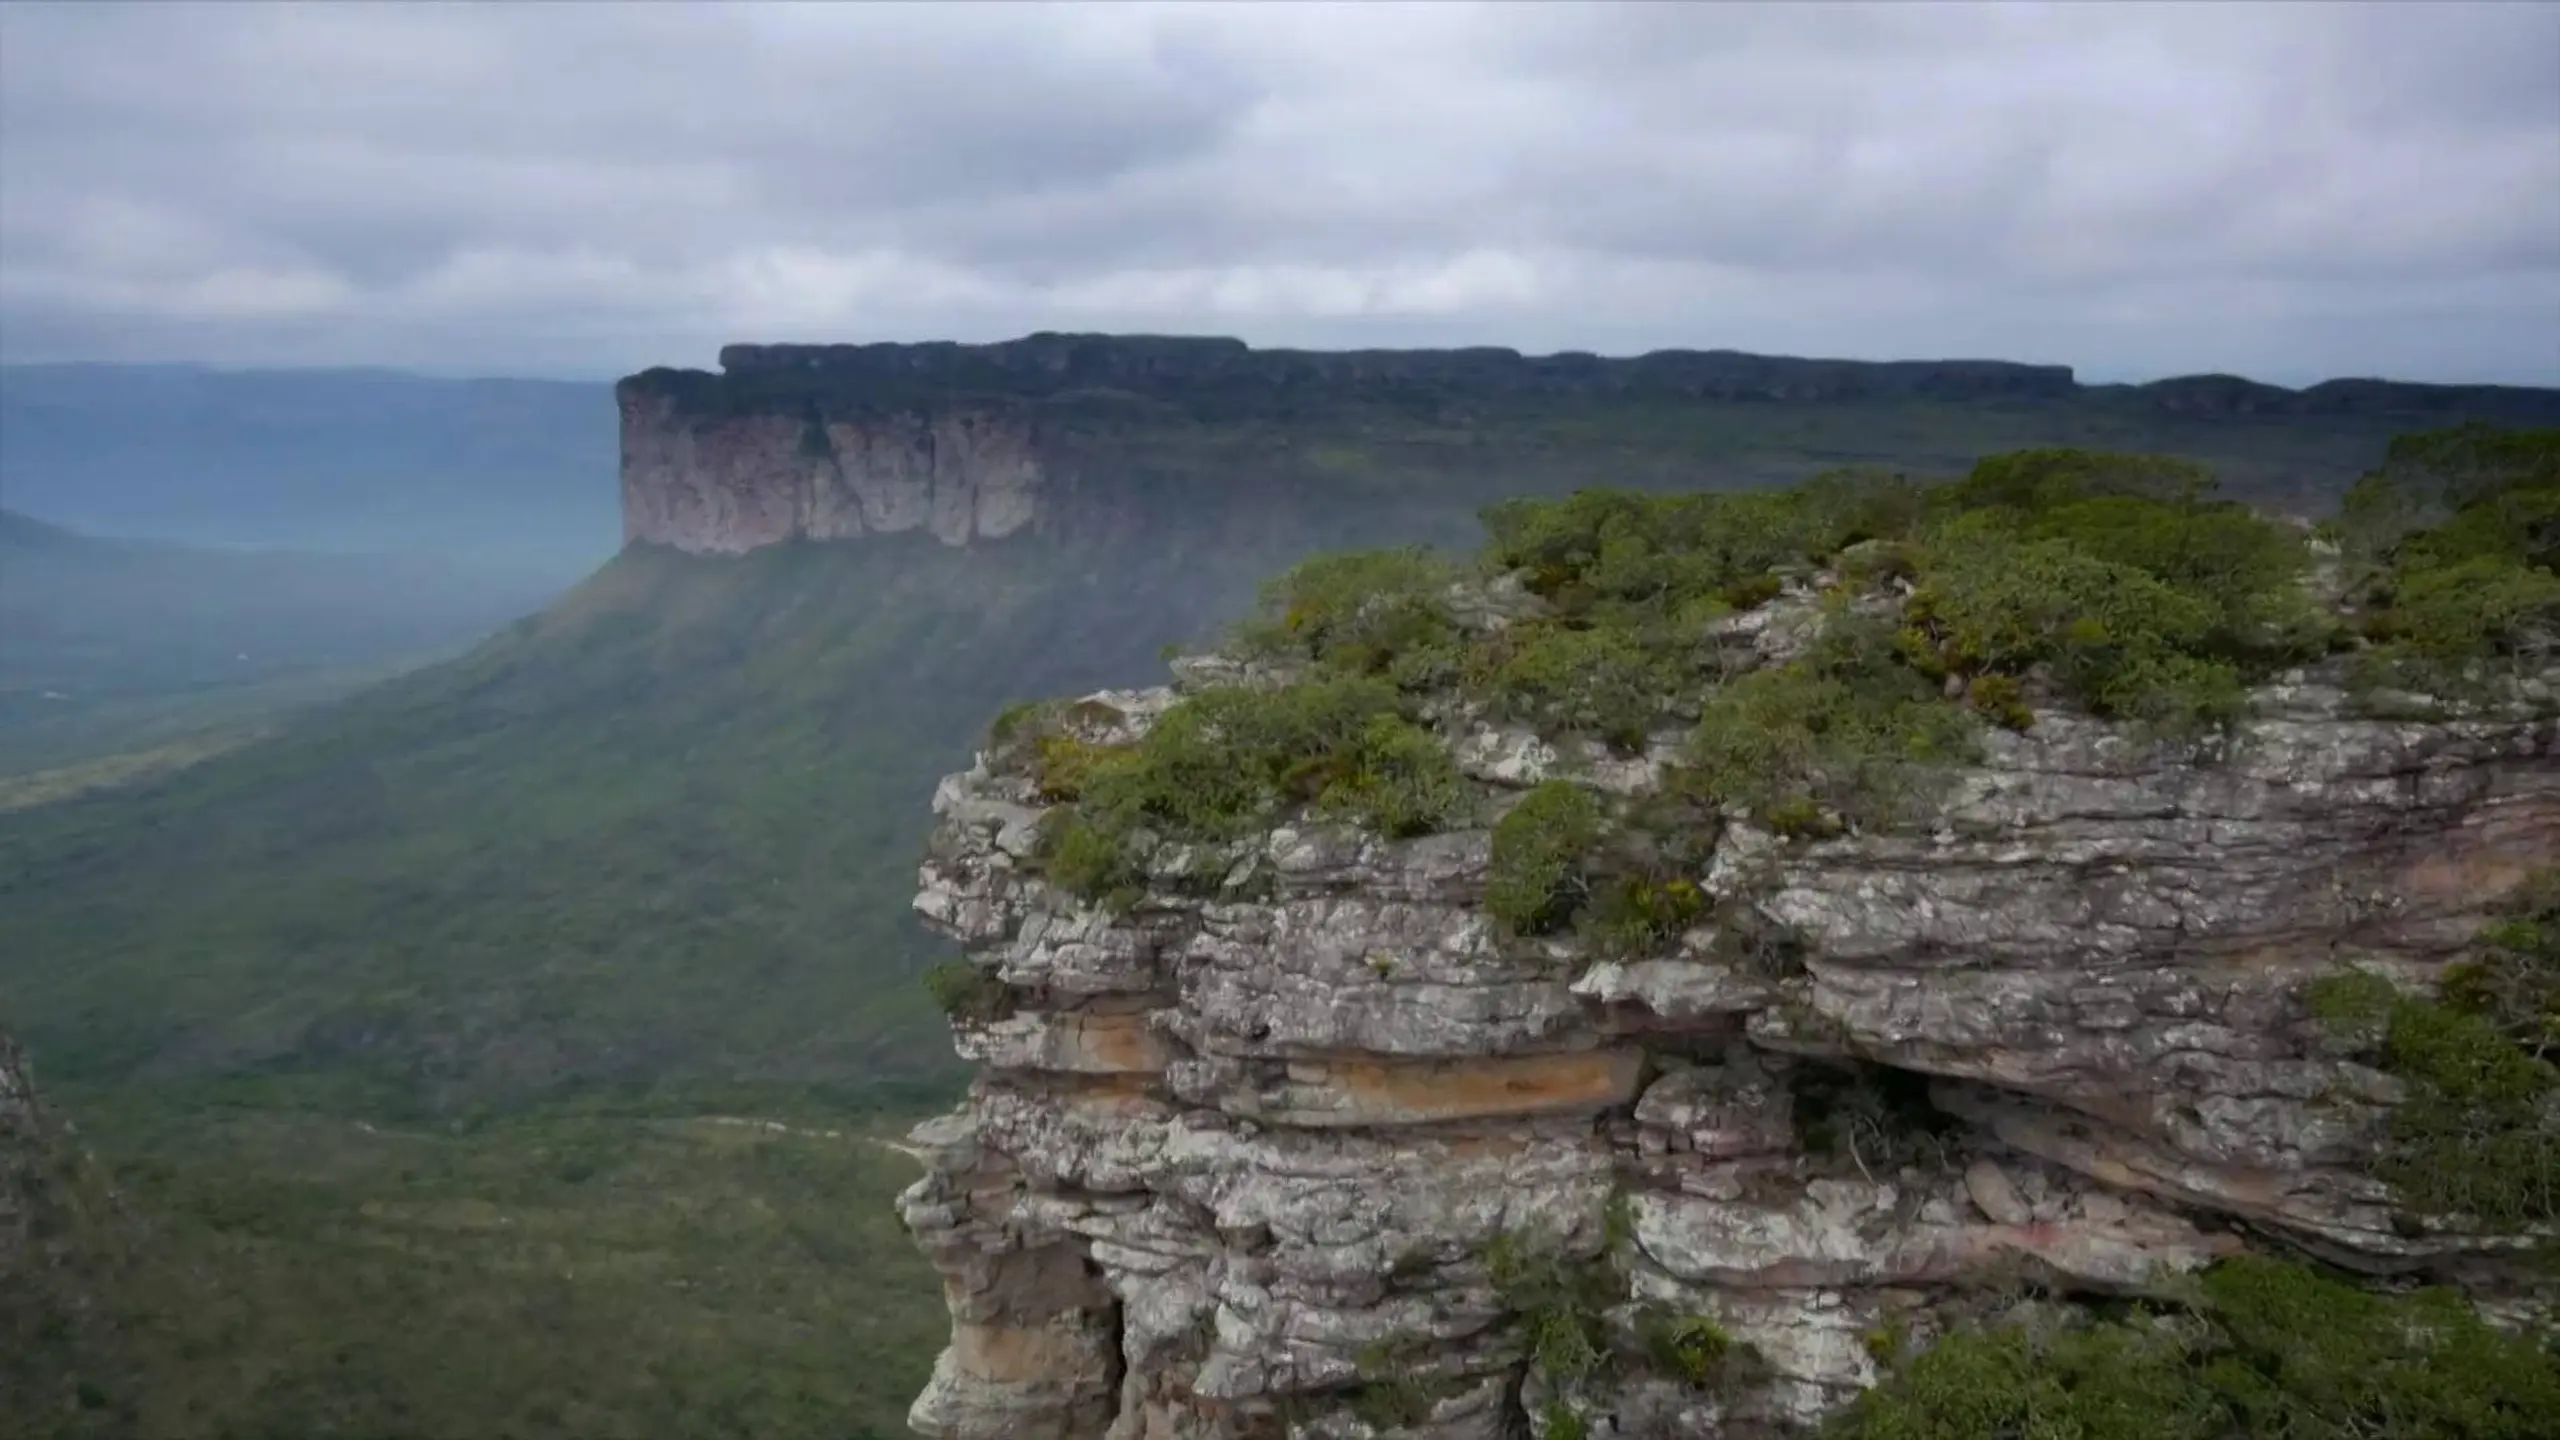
[2,0,2554,381]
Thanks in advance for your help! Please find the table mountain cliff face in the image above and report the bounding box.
[894,594,2557,1435]
[614,335,2560,556]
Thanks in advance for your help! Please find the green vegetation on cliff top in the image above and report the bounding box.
[1015,428,2557,951]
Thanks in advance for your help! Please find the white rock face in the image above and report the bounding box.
[619,392,1046,553]
[897,656,2559,1438]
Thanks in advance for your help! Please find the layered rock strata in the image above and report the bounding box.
[618,390,1043,553]
[894,612,2559,1436]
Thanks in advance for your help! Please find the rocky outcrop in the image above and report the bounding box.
[615,336,2560,557]
[0,1025,40,1280]
[2,1022,126,1425]
[894,608,2557,1436]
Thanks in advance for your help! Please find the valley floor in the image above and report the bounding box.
[13,1081,951,1440]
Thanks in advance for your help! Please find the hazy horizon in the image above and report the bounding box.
[5,330,2556,393]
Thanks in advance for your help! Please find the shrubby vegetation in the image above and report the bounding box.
[2308,871,2559,1229]
[1481,1196,1769,1431]
[1018,428,2552,947]
[1682,612,1979,835]
[1486,781,1606,935]
[2330,424,2560,691]
[1019,675,1469,908]
[1823,1255,2560,1440]
[921,959,1010,1022]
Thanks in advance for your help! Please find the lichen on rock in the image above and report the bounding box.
[898,434,2560,1438]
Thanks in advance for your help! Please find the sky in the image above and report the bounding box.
[0,0,2554,385]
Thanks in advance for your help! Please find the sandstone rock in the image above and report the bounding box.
[897,658,2559,1437]
[1962,1160,2030,1227]
[619,391,1045,554]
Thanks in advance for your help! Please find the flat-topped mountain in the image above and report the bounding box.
[616,335,2560,555]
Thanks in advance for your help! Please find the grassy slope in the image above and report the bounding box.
[0,535,1257,1102]
[12,1082,943,1440]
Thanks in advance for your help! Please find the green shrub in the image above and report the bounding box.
[985,699,1047,749]
[1578,875,1707,960]
[2336,425,2560,695]
[1541,1400,1592,1440]
[1316,713,1473,838]
[1899,514,2249,733]
[2376,1001,2556,1227]
[1825,1256,2560,1440]
[2333,423,2560,564]
[1030,733,1121,802]
[920,960,1007,1022]
[1478,471,1924,628]
[1964,673,2035,731]
[1683,614,1976,832]
[1485,1230,1620,1388]
[1890,451,2334,733]
[2308,880,2559,1228]
[2022,494,2305,621]
[1637,1309,1750,1388]
[1486,782,1605,935]
[2444,872,2560,1057]
[1230,546,1461,675]
[1035,814,1147,911]
[1344,1338,1446,1429]
[1931,447,2215,517]
[2360,555,2560,677]
[1466,621,1672,751]
[1031,676,1469,902]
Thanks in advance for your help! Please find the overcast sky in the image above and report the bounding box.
[1,0,2554,384]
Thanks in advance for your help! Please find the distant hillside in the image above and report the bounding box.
[0,364,616,575]
[0,508,563,771]
[0,534,1245,1102]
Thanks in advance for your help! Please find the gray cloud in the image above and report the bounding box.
[0,0,2553,383]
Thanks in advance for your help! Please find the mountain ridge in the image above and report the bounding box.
[615,334,2560,556]
[644,332,2560,417]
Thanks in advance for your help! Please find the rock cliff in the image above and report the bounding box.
[615,336,2560,556]
[2,1020,126,1427]
[892,443,2560,1438]
[0,1024,41,1280]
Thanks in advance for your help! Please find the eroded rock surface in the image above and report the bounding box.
[0,1026,38,1281]
[619,390,1043,553]
[897,654,2557,1438]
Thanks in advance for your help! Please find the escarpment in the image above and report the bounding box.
[894,434,2560,1438]
[615,336,2560,557]
[2,1022,129,1426]
[1,1025,42,1280]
